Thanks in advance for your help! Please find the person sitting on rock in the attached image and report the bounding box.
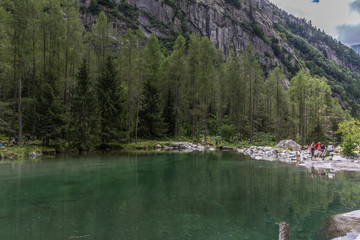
[327,142,334,153]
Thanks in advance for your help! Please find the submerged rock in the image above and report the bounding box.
[317,210,360,240]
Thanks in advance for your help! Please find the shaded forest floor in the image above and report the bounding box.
[0,133,278,159]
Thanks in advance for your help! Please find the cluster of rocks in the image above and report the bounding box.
[237,140,360,172]
[154,142,216,152]
[153,139,360,173]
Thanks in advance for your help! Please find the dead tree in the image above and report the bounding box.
[278,222,289,240]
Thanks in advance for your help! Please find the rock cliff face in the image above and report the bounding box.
[80,0,359,72]
[79,0,360,112]
[117,0,288,72]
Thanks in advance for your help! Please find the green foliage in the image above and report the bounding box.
[0,2,351,152]
[275,22,360,116]
[98,0,115,8]
[222,124,234,141]
[337,118,360,156]
[225,0,241,9]
[253,132,277,145]
[88,0,100,15]
[139,34,165,137]
[69,59,100,150]
[97,56,121,145]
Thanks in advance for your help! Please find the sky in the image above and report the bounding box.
[269,0,360,46]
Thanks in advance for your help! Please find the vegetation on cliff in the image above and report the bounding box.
[0,0,352,152]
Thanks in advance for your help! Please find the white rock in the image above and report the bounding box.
[333,155,347,161]
[277,139,301,151]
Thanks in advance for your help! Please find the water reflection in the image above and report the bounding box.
[0,152,359,240]
[304,164,336,180]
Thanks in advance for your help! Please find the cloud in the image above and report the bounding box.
[336,23,360,45]
[350,0,360,14]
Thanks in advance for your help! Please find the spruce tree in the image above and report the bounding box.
[69,59,99,150]
[96,56,121,146]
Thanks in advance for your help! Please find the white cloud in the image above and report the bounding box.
[269,0,360,44]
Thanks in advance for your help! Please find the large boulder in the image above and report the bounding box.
[277,140,301,151]
[317,210,360,240]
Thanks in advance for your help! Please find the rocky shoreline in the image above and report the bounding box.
[160,141,360,173]
[162,141,360,239]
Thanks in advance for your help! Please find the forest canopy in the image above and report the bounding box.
[0,0,348,150]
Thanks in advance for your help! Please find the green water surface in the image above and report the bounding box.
[0,151,360,240]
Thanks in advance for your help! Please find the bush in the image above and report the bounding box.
[337,118,360,156]
[253,132,277,145]
[222,124,234,142]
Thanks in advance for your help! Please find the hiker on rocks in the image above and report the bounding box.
[296,151,301,165]
[320,143,326,157]
[314,142,320,150]
[309,141,315,160]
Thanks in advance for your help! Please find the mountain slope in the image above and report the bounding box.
[80,0,360,115]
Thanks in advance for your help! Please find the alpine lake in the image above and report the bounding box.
[1,151,360,240]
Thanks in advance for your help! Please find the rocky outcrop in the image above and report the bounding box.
[277,139,301,151]
[158,142,216,152]
[318,210,360,240]
[237,145,360,172]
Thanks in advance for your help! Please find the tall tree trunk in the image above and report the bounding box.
[43,27,46,89]
[135,101,139,144]
[32,22,36,139]
[10,32,17,142]
[64,27,69,105]
[127,47,132,143]
[249,70,253,143]
[17,8,22,145]
[276,79,280,141]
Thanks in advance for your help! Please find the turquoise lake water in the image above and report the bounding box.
[0,151,360,240]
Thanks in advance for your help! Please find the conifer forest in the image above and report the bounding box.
[0,0,349,150]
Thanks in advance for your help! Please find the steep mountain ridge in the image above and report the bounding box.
[80,0,360,114]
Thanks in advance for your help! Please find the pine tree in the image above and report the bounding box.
[35,67,64,146]
[96,56,121,145]
[69,59,99,150]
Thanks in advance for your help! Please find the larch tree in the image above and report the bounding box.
[240,45,264,143]
[96,56,121,145]
[198,37,216,142]
[139,34,164,137]
[186,34,201,138]
[224,51,242,141]
[167,35,186,137]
